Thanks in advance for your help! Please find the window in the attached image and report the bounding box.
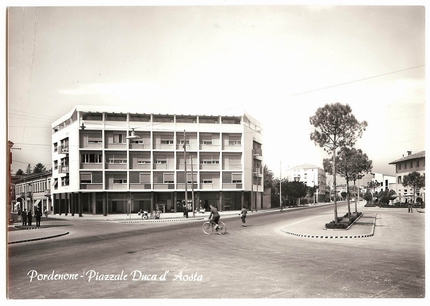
[80,173,92,183]
[202,140,212,145]
[108,158,127,164]
[202,160,219,164]
[163,173,174,184]
[398,176,402,184]
[417,160,420,167]
[140,173,151,184]
[156,159,167,164]
[187,173,197,184]
[161,140,174,145]
[137,159,150,165]
[61,176,69,186]
[113,133,125,144]
[54,160,58,170]
[232,173,242,183]
[229,140,241,146]
[179,140,190,145]
[82,153,102,163]
[202,179,213,184]
[113,179,127,184]
[132,140,144,144]
[410,161,413,168]
[54,143,58,152]
[88,135,102,144]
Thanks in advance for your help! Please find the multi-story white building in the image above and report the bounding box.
[286,164,327,202]
[389,150,425,202]
[369,172,396,193]
[51,106,264,215]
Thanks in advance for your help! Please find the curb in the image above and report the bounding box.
[280,213,377,239]
[119,217,205,224]
[8,232,70,245]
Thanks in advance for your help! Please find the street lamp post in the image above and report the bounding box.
[184,130,188,216]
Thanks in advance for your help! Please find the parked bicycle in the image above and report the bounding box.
[202,220,227,235]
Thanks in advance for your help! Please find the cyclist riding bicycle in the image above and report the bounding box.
[208,205,220,231]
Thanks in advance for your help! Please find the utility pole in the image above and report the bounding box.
[183,130,188,216]
[280,161,282,211]
[191,154,195,218]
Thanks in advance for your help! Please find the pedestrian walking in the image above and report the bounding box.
[27,210,33,226]
[22,209,27,226]
[239,206,247,227]
[35,208,42,228]
[408,200,413,213]
[183,202,189,218]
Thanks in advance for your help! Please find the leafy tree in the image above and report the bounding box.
[33,163,47,174]
[341,191,347,200]
[15,169,24,176]
[263,165,274,189]
[310,103,367,223]
[402,171,425,203]
[25,164,32,175]
[363,191,373,204]
[307,185,318,203]
[367,181,380,203]
[324,147,372,216]
[349,150,372,213]
[286,181,308,206]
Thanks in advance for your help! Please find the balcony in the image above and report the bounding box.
[60,147,69,154]
[222,183,243,189]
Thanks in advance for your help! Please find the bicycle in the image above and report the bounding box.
[202,220,227,235]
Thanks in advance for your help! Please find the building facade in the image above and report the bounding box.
[13,171,52,213]
[286,164,327,202]
[389,150,425,202]
[369,172,396,193]
[51,106,264,215]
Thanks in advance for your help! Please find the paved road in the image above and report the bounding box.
[7,202,425,299]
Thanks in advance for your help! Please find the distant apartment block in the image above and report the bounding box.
[51,106,264,215]
[286,164,327,202]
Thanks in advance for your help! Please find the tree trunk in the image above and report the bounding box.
[346,179,351,217]
[333,151,338,223]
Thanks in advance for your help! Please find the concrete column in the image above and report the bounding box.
[78,192,83,217]
[92,193,96,214]
[71,193,75,216]
[150,192,154,212]
[103,192,107,216]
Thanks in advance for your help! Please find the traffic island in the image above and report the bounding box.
[281,213,377,239]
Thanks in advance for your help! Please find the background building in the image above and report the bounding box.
[51,106,264,215]
[13,171,52,214]
[286,164,327,202]
[389,150,425,202]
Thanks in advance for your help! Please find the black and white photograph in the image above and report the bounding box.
[4,0,426,302]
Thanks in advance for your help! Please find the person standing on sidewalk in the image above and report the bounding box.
[35,208,42,228]
[27,210,33,226]
[240,206,248,227]
[22,209,27,226]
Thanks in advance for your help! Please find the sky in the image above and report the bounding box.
[5,1,426,178]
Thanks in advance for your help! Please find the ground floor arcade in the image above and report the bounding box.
[51,190,264,216]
